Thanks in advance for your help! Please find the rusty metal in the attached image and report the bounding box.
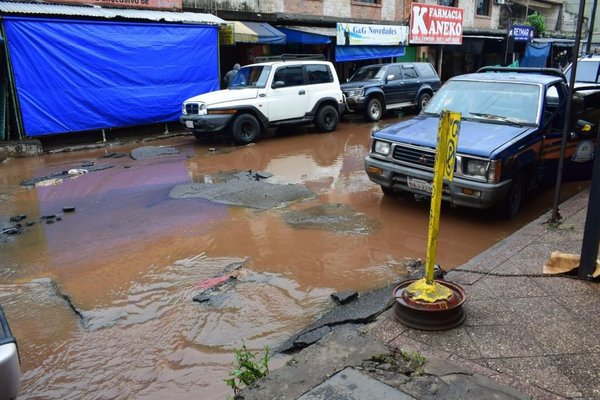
[392,279,466,331]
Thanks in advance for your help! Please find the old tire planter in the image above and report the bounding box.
[392,279,466,331]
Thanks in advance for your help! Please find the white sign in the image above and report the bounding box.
[409,4,463,45]
[336,23,409,46]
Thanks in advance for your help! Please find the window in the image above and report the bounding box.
[231,66,271,88]
[353,0,379,3]
[439,0,457,6]
[476,0,490,16]
[273,66,304,87]
[306,64,333,84]
[402,66,418,79]
[415,63,437,79]
[386,65,401,81]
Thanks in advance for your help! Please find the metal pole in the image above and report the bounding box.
[550,0,586,222]
[437,46,443,78]
[579,125,600,279]
[586,0,598,54]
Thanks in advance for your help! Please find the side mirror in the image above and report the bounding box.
[386,74,395,82]
[272,81,285,89]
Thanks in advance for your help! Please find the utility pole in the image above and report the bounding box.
[550,0,586,222]
[586,0,598,53]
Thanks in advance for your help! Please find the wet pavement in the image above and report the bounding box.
[0,115,590,399]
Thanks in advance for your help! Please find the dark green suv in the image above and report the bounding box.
[341,62,441,122]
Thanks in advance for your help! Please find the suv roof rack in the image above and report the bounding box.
[476,66,567,82]
[253,54,326,62]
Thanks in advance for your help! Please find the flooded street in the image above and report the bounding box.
[0,116,588,399]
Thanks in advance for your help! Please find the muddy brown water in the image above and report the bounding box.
[0,117,588,399]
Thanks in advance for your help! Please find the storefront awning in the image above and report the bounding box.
[335,45,405,62]
[277,26,335,44]
[233,21,285,44]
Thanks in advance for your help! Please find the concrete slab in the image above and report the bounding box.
[281,204,378,235]
[297,367,415,400]
[130,145,179,160]
[169,172,316,210]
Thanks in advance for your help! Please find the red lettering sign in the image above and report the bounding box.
[53,0,182,11]
[409,4,463,45]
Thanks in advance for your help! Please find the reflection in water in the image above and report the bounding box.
[0,124,588,398]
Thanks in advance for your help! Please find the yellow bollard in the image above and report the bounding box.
[406,110,461,303]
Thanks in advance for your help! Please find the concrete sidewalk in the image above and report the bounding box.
[242,188,600,399]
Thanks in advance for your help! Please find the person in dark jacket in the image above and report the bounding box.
[223,63,241,88]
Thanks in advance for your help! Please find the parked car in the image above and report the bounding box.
[364,67,598,218]
[180,55,345,145]
[0,304,20,400]
[564,53,600,88]
[341,62,441,122]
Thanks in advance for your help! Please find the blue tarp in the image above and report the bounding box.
[277,27,331,44]
[3,17,218,137]
[335,45,405,62]
[520,42,551,68]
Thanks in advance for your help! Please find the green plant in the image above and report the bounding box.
[225,344,270,395]
[399,350,427,371]
[526,12,546,37]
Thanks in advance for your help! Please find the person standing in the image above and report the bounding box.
[223,63,240,88]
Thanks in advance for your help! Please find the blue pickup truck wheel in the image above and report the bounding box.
[498,174,525,218]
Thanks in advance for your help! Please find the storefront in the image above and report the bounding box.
[0,1,223,140]
[219,21,285,86]
[334,22,409,80]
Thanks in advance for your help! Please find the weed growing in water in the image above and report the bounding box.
[225,344,270,395]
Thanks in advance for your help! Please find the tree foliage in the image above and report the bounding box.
[526,12,546,37]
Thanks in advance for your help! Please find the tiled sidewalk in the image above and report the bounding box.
[371,188,600,399]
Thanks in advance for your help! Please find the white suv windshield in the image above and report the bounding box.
[565,60,600,84]
[424,80,540,125]
[230,65,272,88]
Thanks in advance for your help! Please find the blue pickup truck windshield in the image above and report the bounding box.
[424,80,540,125]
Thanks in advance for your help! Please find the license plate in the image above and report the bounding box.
[185,121,194,129]
[407,177,432,193]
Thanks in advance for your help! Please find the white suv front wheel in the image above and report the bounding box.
[232,114,261,145]
[315,105,339,133]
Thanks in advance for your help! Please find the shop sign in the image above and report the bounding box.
[409,4,463,45]
[52,0,182,10]
[510,25,534,42]
[336,23,408,46]
[219,23,235,45]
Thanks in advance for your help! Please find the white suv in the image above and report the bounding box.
[180,55,345,145]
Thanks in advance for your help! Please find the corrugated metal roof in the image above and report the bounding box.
[0,1,225,24]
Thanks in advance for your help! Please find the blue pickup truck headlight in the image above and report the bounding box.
[374,140,391,156]
[465,159,488,177]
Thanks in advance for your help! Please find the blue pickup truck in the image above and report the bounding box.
[365,67,599,217]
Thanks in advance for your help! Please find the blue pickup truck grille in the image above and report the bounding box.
[392,144,436,169]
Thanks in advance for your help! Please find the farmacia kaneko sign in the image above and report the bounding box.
[336,23,408,46]
[409,4,463,45]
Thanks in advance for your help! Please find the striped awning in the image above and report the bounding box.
[233,21,285,44]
